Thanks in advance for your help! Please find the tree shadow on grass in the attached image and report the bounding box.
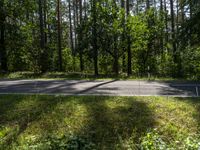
[0,95,74,146]
[0,96,156,149]
[74,96,155,149]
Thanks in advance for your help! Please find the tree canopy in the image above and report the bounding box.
[0,0,199,79]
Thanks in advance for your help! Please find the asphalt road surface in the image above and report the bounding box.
[0,80,200,97]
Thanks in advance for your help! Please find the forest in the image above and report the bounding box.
[0,0,200,79]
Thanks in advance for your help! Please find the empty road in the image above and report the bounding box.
[0,80,199,97]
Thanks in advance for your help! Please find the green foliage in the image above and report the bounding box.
[1,0,200,78]
[11,134,96,150]
[140,130,167,150]
[140,130,200,150]
[182,47,200,79]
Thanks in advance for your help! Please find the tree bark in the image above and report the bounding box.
[69,0,74,54]
[127,0,132,76]
[92,0,98,76]
[160,0,164,54]
[170,0,177,64]
[73,0,77,51]
[0,0,7,71]
[114,36,119,75]
[146,0,150,9]
[39,0,46,72]
[57,0,62,71]
[79,0,84,72]
[121,0,126,73]
[43,0,47,45]
[164,0,169,45]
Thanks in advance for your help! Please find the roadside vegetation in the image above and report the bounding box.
[0,95,200,149]
[0,72,197,81]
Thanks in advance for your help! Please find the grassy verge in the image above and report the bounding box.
[0,95,200,149]
[0,71,195,81]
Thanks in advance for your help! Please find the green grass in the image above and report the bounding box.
[0,95,200,149]
[0,71,195,81]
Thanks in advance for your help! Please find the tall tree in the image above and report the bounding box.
[146,0,150,9]
[91,0,98,76]
[79,0,84,72]
[121,0,126,72]
[68,0,74,55]
[57,0,63,71]
[160,0,164,54]
[43,0,47,45]
[170,0,178,75]
[127,0,132,75]
[38,0,46,72]
[113,0,119,75]
[0,0,7,71]
[164,0,169,45]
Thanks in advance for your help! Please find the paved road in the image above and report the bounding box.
[0,80,200,97]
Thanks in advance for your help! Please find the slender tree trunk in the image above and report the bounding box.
[145,0,152,75]
[112,0,119,75]
[121,0,126,73]
[164,0,168,45]
[73,0,77,51]
[146,0,150,9]
[170,0,177,64]
[57,0,62,71]
[39,0,46,72]
[39,0,45,50]
[76,0,79,25]
[69,0,74,54]
[68,0,75,71]
[190,0,193,18]
[0,0,7,71]
[43,0,47,44]
[160,0,164,54]
[92,0,98,76]
[84,0,87,18]
[126,0,132,76]
[79,0,84,72]
[114,36,119,75]
[176,0,179,49]
[180,0,185,23]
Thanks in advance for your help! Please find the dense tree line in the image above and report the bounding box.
[0,0,200,78]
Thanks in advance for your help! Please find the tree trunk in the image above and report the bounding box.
[39,0,46,72]
[84,0,87,18]
[164,0,168,45]
[170,0,177,64]
[121,0,126,73]
[160,0,164,54]
[126,0,132,76]
[69,0,74,54]
[73,0,77,51]
[114,36,119,75]
[0,0,7,71]
[43,0,47,44]
[68,0,75,71]
[57,0,62,71]
[146,0,150,9]
[79,0,84,72]
[92,0,98,76]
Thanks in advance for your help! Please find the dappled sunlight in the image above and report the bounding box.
[71,96,155,149]
[0,96,200,149]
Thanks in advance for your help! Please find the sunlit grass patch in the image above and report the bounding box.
[0,95,200,149]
